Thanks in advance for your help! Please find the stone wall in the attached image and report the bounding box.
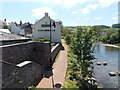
[2,62,43,88]
[1,42,33,64]
[32,42,61,68]
[32,42,50,69]
[0,41,61,88]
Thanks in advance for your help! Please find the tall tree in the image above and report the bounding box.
[70,26,95,87]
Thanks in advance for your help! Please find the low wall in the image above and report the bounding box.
[51,43,61,64]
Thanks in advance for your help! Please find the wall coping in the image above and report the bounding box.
[0,41,34,48]
[0,41,51,48]
[51,43,60,52]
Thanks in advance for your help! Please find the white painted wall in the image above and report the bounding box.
[32,13,62,43]
[9,23,25,35]
[0,29,11,34]
[0,20,7,29]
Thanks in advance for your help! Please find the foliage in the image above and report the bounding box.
[64,26,96,88]
[112,23,120,28]
[61,27,71,37]
[71,27,95,78]
[2,24,8,29]
[99,29,120,44]
[28,85,36,90]
[91,26,101,40]
[110,33,118,44]
[91,25,120,45]
[63,79,78,88]
[34,38,50,42]
[92,25,110,29]
[65,34,72,44]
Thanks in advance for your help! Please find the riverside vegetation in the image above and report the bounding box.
[62,24,120,88]
[91,24,120,46]
[62,26,97,88]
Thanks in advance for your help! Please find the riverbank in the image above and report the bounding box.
[102,43,120,48]
[98,42,120,48]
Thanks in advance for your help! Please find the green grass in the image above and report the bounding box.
[28,85,36,90]
[62,45,79,88]
[63,79,78,88]
[115,43,120,46]
[34,38,50,42]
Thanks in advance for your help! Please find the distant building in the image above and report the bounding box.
[9,22,32,35]
[20,22,32,34]
[32,13,62,43]
[9,22,25,35]
[0,20,7,29]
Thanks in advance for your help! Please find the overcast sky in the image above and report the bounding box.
[0,0,119,26]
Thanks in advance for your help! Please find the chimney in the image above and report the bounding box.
[45,13,48,17]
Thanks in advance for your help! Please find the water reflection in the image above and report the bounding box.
[93,43,119,88]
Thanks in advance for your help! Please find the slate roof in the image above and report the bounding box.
[0,31,30,41]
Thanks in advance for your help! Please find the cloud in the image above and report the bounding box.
[98,0,119,8]
[112,16,118,20]
[80,3,98,14]
[95,17,103,20]
[52,0,88,8]
[52,0,118,8]
[87,3,99,10]
[72,11,79,14]
[71,0,118,15]
[32,7,57,18]
[85,17,90,20]
[81,8,90,14]
[1,0,118,8]
[43,0,118,8]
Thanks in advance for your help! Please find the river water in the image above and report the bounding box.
[93,43,120,88]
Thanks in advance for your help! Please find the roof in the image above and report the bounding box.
[0,29,11,34]
[0,32,30,41]
[33,13,54,26]
[54,19,62,23]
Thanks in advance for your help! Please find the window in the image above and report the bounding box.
[41,24,50,27]
[38,29,55,31]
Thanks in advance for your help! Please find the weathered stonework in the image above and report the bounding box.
[0,41,61,88]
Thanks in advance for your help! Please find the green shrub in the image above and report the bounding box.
[65,34,72,44]
[63,79,78,88]
[34,38,50,42]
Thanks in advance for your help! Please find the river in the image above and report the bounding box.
[93,43,120,88]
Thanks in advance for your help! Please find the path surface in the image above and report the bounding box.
[37,40,68,88]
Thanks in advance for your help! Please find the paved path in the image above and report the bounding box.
[37,40,68,88]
